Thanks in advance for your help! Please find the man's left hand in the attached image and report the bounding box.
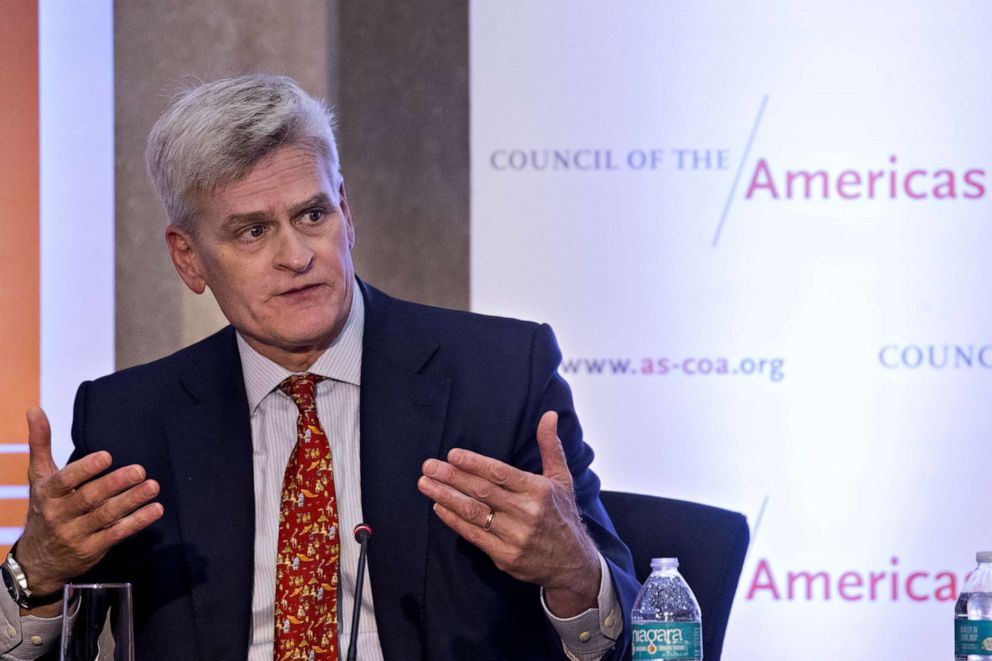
[417,410,601,618]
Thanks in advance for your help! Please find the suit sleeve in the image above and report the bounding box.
[514,323,640,661]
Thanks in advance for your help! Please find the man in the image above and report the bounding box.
[0,75,639,660]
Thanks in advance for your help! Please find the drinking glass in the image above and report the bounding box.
[60,583,134,661]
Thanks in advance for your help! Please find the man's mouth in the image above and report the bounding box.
[278,283,321,297]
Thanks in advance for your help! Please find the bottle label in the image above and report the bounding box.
[632,622,702,660]
[956,620,992,656]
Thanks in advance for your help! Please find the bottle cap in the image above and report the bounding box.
[651,557,679,570]
[977,551,992,563]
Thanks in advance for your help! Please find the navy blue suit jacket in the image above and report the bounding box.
[71,282,639,660]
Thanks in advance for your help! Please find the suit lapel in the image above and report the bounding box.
[163,328,255,661]
[359,283,451,661]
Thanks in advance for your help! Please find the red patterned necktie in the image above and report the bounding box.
[274,374,340,661]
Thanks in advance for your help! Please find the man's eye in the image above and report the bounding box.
[306,209,324,223]
[246,225,265,238]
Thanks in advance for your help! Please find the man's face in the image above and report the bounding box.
[166,145,356,370]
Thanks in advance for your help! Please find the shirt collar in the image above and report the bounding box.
[237,282,365,412]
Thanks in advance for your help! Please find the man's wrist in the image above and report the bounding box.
[2,542,64,610]
[544,585,599,618]
[543,553,622,661]
[543,549,602,617]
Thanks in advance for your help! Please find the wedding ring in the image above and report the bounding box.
[483,508,496,532]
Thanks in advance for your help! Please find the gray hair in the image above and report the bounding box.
[146,74,342,232]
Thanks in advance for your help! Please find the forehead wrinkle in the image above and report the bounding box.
[223,154,310,201]
[221,149,327,212]
[195,146,338,231]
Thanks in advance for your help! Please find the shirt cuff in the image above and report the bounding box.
[541,552,623,661]
[0,588,62,659]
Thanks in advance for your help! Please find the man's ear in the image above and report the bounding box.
[165,225,207,294]
[338,181,356,250]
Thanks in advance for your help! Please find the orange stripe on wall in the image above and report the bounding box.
[0,0,38,543]
[0,0,40,446]
[0,454,29,485]
[0,500,28,528]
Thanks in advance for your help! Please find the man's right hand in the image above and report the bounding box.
[13,407,164,608]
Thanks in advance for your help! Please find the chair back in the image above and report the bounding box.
[600,490,749,661]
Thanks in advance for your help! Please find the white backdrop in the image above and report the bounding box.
[40,0,115,463]
[471,2,992,658]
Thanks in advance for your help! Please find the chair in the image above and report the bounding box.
[599,490,749,661]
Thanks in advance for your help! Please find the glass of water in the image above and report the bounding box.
[60,583,134,661]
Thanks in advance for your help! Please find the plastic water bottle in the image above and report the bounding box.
[631,557,702,660]
[955,551,992,660]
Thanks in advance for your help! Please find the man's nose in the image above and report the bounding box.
[274,226,314,272]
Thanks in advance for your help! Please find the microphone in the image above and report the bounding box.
[346,523,372,661]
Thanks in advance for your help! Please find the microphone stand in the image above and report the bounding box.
[346,524,372,661]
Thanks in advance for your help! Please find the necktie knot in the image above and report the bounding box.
[279,373,324,412]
